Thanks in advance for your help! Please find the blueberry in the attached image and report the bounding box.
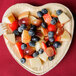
[21,24,27,30]
[18,27,23,33]
[56,9,63,15]
[37,11,43,18]
[30,25,36,31]
[41,8,48,14]
[41,22,47,28]
[21,44,27,50]
[49,37,54,42]
[32,51,39,57]
[48,56,54,61]
[29,41,35,47]
[53,17,58,22]
[53,41,61,48]
[46,41,51,47]
[38,48,44,54]
[29,30,35,36]
[20,58,26,63]
[48,31,54,38]
[32,36,40,42]
[13,30,19,36]
[51,19,57,25]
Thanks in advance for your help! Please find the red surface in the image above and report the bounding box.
[0,0,76,76]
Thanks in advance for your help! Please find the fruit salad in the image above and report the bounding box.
[5,8,71,68]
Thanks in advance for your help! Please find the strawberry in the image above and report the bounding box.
[9,20,18,31]
[44,36,49,41]
[43,13,52,25]
[55,36,61,41]
[16,42,24,58]
[42,42,47,51]
[48,24,56,32]
[24,55,33,59]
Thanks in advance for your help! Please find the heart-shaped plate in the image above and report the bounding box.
[2,3,74,75]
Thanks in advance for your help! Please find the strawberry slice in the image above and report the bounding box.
[55,36,61,41]
[43,13,52,25]
[48,24,56,32]
[42,42,47,51]
[44,36,49,41]
[16,42,24,58]
[24,55,33,59]
[45,47,56,56]
[9,20,18,31]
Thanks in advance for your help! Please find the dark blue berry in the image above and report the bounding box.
[32,36,40,42]
[29,30,35,36]
[46,41,51,47]
[21,44,27,50]
[32,51,39,57]
[20,58,26,63]
[18,27,23,33]
[37,11,43,18]
[41,22,47,28]
[51,19,57,25]
[53,17,58,22]
[29,41,35,47]
[30,25,36,31]
[56,10,63,15]
[48,56,54,61]
[13,30,19,36]
[20,24,27,30]
[48,31,54,38]
[41,8,48,14]
[49,37,54,42]
[38,48,44,54]
[53,41,61,48]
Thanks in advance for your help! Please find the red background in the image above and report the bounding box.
[0,0,76,76]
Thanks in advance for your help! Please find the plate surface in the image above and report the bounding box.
[2,3,74,75]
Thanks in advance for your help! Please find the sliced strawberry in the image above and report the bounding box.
[24,55,33,59]
[41,27,48,36]
[42,42,47,51]
[45,47,56,56]
[44,36,49,41]
[15,36,21,42]
[48,24,56,32]
[43,13,52,25]
[9,20,18,31]
[16,42,24,58]
[55,36,61,41]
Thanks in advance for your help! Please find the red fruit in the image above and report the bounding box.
[23,47,35,56]
[43,13,52,25]
[24,55,33,59]
[44,36,49,41]
[48,24,56,32]
[55,36,61,41]
[36,31,43,38]
[15,36,21,42]
[9,20,18,31]
[16,42,24,58]
[18,17,30,26]
[45,47,56,56]
[42,42,47,51]
[41,27,48,36]
[56,27,64,36]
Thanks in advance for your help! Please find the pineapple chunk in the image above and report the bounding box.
[22,30,31,44]
[29,57,42,68]
[39,52,48,62]
[18,11,30,20]
[35,41,41,51]
[58,13,70,24]
[4,34,15,44]
[6,13,16,23]
[61,30,71,41]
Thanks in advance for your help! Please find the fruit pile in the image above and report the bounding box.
[5,8,71,68]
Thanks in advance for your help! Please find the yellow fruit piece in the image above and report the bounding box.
[61,30,71,41]
[29,57,42,68]
[6,13,16,23]
[18,11,30,20]
[58,13,70,24]
[22,30,31,44]
[4,34,15,44]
